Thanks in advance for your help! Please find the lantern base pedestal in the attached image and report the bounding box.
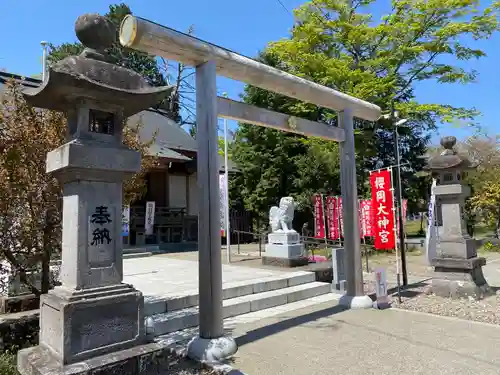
[431,257,491,299]
[34,284,145,366]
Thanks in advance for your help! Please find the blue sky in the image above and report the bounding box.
[1,0,499,142]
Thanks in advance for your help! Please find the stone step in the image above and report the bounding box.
[123,245,160,255]
[144,271,316,316]
[123,252,153,259]
[150,281,331,337]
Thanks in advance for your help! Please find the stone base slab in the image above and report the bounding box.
[265,243,303,258]
[268,231,300,245]
[262,256,309,268]
[39,284,146,365]
[431,257,491,299]
[17,341,174,375]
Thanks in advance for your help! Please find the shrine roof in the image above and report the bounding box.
[1,71,239,172]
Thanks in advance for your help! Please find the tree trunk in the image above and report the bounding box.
[419,213,424,233]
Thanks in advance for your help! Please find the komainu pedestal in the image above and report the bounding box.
[426,136,491,299]
[262,197,308,267]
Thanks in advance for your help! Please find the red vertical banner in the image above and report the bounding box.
[313,194,325,239]
[326,196,340,240]
[360,199,374,237]
[370,170,395,250]
[338,197,344,238]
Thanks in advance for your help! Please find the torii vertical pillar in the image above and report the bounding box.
[338,109,373,308]
[186,60,238,362]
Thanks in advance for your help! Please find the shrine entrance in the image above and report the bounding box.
[119,15,381,361]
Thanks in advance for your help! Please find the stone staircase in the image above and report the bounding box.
[144,271,331,337]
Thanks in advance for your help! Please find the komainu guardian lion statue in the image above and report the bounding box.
[269,197,296,233]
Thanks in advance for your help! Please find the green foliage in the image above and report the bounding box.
[218,136,233,159]
[232,0,500,226]
[0,352,18,375]
[47,42,84,64]
[481,241,500,253]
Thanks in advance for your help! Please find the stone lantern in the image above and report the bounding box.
[17,14,173,375]
[425,136,490,299]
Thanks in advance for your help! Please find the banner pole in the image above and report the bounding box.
[389,167,402,303]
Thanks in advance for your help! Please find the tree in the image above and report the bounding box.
[453,135,500,235]
[0,82,157,296]
[232,0,500,226]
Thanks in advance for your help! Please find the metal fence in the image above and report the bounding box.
[232,230,376,272]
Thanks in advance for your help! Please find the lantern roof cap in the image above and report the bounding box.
[425,136,475,171]
[23,13,173,116]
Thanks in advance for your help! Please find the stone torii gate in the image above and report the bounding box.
[119,16,381,362]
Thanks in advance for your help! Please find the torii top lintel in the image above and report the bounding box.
[119,15,381,122]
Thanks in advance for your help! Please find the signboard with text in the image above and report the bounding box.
[145,201,155,236]
[219,174,228,237]
[375,268,390,306]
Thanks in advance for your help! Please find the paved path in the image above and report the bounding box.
[230,302,500,375]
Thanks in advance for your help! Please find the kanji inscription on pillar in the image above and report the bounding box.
[88,205,116,268]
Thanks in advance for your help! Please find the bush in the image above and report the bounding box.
[0,352,18,375]
[0,312,39,353]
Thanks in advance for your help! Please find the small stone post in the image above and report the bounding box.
[426,136,490,299]
[17,13,173,375]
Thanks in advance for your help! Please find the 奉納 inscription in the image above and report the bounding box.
[88,205,116,268]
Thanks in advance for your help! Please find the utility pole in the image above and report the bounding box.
[392,110,408,286]
[41,41,48,81]
[222,92,231,263]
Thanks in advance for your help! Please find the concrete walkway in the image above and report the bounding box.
[230,302,500,375]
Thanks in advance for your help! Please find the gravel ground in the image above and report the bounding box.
[364,278,500,325]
